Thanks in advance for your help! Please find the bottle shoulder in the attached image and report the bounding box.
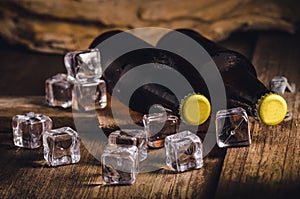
[212,50,257,77]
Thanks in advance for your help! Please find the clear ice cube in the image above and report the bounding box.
[165,130,203,172]
[43,127,80,166]
[108,129,147,162]
[45,73,73,108]
[101,144,138,185]
[12,112,52,149]
[269,76,296,96]
[72,79,107,111]
[64,48,102,82]
[143,113,179,148]
[215,107,251,148]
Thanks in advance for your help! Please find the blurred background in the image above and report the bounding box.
[0,0,299,96]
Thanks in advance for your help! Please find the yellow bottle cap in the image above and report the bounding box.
[180,94,211,125]
[257,94,287,125]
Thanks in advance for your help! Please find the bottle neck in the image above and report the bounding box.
[222,64,270,115]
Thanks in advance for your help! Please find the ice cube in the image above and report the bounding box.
[64,48,102,82]
[12,112,52,149]
[165,130,203,172]
[43,127,80,166]
[143,113,179,148]
[108,129,147,162]
[45,73,73,108]
[72,79,107,111]
[101,145,138,185]
[215,107,251,148]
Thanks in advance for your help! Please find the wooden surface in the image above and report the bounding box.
[0,31,299,199]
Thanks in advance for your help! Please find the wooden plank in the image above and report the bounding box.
[0,130,226,199]
[0,133,100,199]
[216,31,300,199]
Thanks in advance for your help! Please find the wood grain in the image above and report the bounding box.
[215,32,300,199]
[0,131,227,199]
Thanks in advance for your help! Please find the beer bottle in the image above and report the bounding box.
[90,31,211,125]
[157,29,287,125]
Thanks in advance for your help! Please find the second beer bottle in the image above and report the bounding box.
[157,29,287,125]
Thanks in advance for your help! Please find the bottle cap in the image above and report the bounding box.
[179,94,211,125]
[257,93,287,125]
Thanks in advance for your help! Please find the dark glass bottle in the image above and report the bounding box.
[90,31,211,125]
[157,29,287,125]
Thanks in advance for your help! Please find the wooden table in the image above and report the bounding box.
[0,31,299,199]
